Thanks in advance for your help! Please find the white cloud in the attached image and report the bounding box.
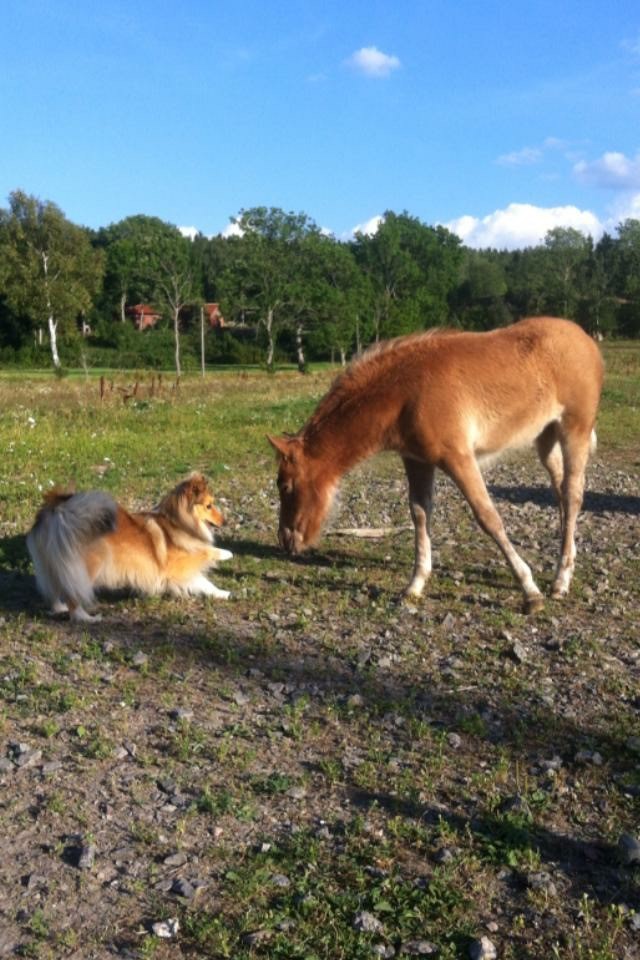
[497,146,542,166]
[444,202,602,250]
[345,46,400,77]
[179,225,199,240]
[602,191,640,231]
[349,214,384,237]
[573,151,640,190]
[220,221,244,238]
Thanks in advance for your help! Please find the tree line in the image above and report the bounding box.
[0,189,639,373]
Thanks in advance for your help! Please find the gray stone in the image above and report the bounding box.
[270,873,291,888]
[163,852,188,868]
[172,877,195,899]
[152,918,180,939]
[353,911,384,934]
[400,940,438,955]
[469,936,497,960]
[78,844,97,870]
[619,833,640,865]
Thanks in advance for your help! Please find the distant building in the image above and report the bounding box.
[203,303,225,328]
[126,302,226,330]
[127,303,161,330]
[127,303,162,330]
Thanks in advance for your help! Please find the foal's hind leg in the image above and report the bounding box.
[403,458,435,597]
[551,425,592,599]
[444,452,544,613]
[536,422,565,532]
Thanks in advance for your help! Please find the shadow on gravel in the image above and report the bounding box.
[348,786,636,910]
[490,483,640,515]
[0,534,38,615]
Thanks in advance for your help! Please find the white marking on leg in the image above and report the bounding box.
[188,574,230,599]
[211,548,233,563]
[71,607,102,623]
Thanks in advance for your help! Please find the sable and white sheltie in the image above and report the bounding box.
[26,472,233,622]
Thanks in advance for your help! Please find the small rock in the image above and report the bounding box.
[400,939,438,955]
[270,873,291,888]
[469,935,497,960]
[41,760,63,775]
[500,794,532,818]
[629,913,640,932]
[163,852,188,868]
[0,758,15,773]
[169,708,194,722]
[78,844,97,870]
[539,755,563,773]
[372,945,396,958]
[286,785,307,800]
[434,847,455,864]
[441,612,455,631]
[575,749,603,766]
[353,911,384,934]
[242,929,272,947]
[131,651,148,668]
[14,748,42,769]
[619,833,640,865]
[527,871,557,895]
[625,736,640,754]
[447,733,462,750]
[151,918,180,939]
[171,877,196,899]
[509,640,527,663]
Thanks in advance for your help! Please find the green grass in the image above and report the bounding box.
[0,343,639,960]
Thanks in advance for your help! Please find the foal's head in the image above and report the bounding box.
[268,434,333,555]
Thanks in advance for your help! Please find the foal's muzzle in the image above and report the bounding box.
[279,526,304,555]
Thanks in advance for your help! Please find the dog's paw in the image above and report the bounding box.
[71,608,102,623]
[214,548,233,563]
[208,586,231,600]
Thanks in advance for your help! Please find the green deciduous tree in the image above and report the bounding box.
[0,190,104,367]
[218,207,321,369]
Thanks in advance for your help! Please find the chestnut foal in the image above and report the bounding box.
[269,317,603,612]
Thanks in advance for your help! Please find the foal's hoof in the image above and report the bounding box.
[522,594,544,615]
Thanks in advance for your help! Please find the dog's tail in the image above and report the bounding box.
[27,489,117,611]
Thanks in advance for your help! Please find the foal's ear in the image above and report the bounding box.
[267,434,293,459]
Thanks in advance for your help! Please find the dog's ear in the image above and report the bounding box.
[185,472,208,501]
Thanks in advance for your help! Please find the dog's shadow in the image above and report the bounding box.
[0,534,39,615]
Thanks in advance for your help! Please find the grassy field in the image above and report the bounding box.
[0,343,639,959]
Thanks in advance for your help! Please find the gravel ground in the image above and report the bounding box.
[0,451,639,959]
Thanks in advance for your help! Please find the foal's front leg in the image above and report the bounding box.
[403,458,435,598]
[444,452,544,613]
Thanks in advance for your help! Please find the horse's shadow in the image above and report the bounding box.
[490,483,640,515]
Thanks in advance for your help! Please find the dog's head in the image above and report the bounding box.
[159,472,225,542]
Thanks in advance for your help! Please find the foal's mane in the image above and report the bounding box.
[305,327,457,436]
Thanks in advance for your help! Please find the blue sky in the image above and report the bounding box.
[1,0,640,248]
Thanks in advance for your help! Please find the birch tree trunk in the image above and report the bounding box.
[200,304,205,377]
[265,307,275,370]
[173,308,181,379]
[42,251,61,368]
[295,323,306,373]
